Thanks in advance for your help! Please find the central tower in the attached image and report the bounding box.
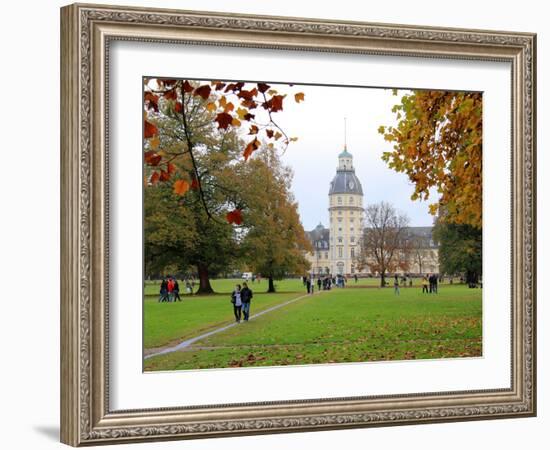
[328,147,364,275]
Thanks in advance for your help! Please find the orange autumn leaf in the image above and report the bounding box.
[173,179,190,195]
[215,112,234,129]
[243,138,260,161]
[226,209,243,225]
[149,171,160,185]
[271,95,284,112]
[294,92,305,103]
[144,151,162,166]
[144,92,159,112]
[257,82,270,93]
[182,80,194,93]
[144,120,158,139]
[159,170,170,182]
[194,85,212,100]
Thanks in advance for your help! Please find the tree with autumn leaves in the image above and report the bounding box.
[380,90,483,283]
[379,90,482,229]
[235,149,312,293]
[143,77,310,293]
[144,78,303,223]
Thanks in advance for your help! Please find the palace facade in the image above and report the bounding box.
[305,148,439,277]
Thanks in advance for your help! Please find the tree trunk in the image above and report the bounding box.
[267,276,276,293]
[196,264,214,295]
[380,271,386,288]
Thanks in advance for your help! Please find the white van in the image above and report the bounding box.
[241,272,253,281]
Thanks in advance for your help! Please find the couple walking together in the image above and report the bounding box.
[231,282,253,323]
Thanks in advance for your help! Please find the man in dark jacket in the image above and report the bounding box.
[240,282,253,321]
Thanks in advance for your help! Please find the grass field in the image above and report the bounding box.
[144,279,481,371]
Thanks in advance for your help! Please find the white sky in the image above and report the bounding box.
[259,83,439,230]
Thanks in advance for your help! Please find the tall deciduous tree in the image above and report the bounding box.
[355,202,410,287]
[143,91,244,294]
[433,221,482,287]
[379,90,482,229]
[238,149,312,293]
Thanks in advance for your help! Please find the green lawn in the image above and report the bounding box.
[144,281,482,371]
[144,278,305,349]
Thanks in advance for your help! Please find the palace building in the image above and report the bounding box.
[305,147,439,277]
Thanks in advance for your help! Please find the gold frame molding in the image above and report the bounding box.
[60,3,536,446]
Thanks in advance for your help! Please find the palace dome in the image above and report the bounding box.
[329,170,363,195]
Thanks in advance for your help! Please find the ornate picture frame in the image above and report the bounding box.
[60,3,536,446]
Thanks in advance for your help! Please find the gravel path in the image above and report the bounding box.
[144,290,320,360]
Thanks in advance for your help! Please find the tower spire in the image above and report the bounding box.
[344,117,347,150]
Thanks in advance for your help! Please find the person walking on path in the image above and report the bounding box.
[231,284,243,323]
[422,276,429,293]
[306,277,312,294]
[394,275,400,296]
[317,278,322,292]
[240,282,253,321]
[159,278,168,302]
[173,279,181,301]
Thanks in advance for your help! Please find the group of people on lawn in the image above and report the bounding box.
[303,274,357,294]
[394,273,439,295]
[158,276,195,302]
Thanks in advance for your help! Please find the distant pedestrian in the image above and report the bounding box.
[354,274,358,283]
[240,282,253,321]
[159,278,168,302]
[167,277,175,302]
[185,280,193,294]
[173,279,181,301]
[231,284,243,323]
[394,275,400,296]
[433,275,439,293]
[317,278,322,291]
[422,276,429,293]
[306,278,311,294]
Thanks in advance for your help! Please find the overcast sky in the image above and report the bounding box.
[259,83,438,231]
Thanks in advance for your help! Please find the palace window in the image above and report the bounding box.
[350,218,354,223]
[325,252,329,259]
[338,197,342,205]
[338,210,342,215]
[338,217,342,223]
[351,247,355,258]
[351,236,355,243]
[349,196,354,204]
[338,247,343,257]
[338,237,343,243]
